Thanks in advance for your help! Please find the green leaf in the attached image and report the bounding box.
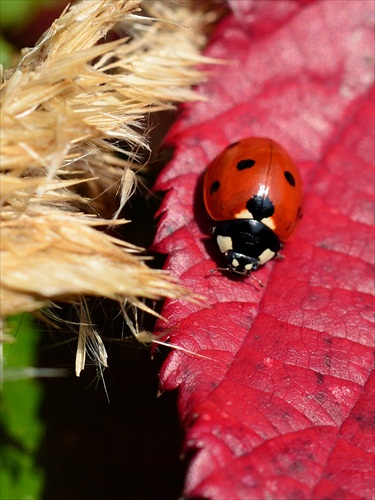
[0,36,14,66]
[0,315,45,500]
[0,0,49,28]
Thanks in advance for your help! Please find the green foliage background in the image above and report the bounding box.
[1,315,44,500]
[1,0,47,66]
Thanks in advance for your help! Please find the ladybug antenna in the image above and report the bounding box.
[210,267,230,274]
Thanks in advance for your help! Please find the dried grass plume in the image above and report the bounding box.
[0,0,221,372]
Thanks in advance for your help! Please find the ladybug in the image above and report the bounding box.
[203,137,303,277]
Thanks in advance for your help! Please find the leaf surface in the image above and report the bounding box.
[153,1,375,498]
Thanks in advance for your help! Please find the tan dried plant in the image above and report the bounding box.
[0,0,222,374]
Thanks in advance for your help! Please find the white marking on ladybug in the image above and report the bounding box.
[231,259,240,268]
[244,263,253,271]
[216,235,233,254]
[258,248,276,265]
[261,216,276,230]
[235,208,254,219]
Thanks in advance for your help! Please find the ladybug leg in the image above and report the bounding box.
[275,241,284,260]
[249,274,264,288]
[209,264,264,289]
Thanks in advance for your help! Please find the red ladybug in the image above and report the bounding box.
[203,137,303,277]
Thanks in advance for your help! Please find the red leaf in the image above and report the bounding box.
[153,1,375,498]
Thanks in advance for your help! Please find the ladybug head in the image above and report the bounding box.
[223,250,259,275]
[209,251,264,287]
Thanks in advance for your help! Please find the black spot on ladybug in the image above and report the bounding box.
[227,141,240,149]
[210,180,220,195]
[237,159,256,170]
[284,171,296,186]
[246,195,275,220]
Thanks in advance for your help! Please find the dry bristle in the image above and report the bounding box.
[0,0,223,371]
